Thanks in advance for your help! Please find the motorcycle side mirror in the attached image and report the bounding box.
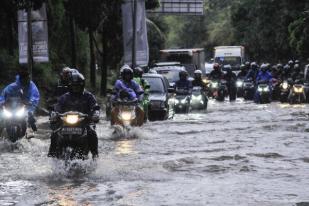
[168,87,175,93]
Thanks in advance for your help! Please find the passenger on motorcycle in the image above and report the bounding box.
[48,72,100,159]
[0,68,40,132]
[111,65,144,126]
[280,65,291,81]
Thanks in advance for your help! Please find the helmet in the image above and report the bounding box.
[250,62,258,70]
[148,69,157,74]
[295,60,300,64]
[134,66,144,78]
[283,64,290,73]
[245,61,250,67]
[260,64,268,72]
[179,70,188,80]
[69,72,85,95]
[277,64,283,70]
[120,64,133,81]
[213,63,220,71]
[194,70,202,80]
[294,64,300,70]
[288,60,294,65]
[240,64,246,71]
[224,65,232,73]
[60,67,75,85]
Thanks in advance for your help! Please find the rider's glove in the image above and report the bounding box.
[92,110,100,123]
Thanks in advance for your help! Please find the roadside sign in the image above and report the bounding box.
[148,0,204,15]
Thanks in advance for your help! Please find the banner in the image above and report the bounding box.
[122,0,149,66]
[18,3,49,64]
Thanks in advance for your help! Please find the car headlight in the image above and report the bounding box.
[16,107,25,118]
[65,115,79,125]
[3,108,13,118]
[236,81,243,87]
[120,111,133,121]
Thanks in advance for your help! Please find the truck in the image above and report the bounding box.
[159,48,206,76]
[214,46,245,70]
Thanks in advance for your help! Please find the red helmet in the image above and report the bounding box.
[213,63,220,71]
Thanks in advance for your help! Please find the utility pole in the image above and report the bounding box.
[26,3,33,78]
[132,0,137,69]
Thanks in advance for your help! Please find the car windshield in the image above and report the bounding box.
[153,66,184,83]
[215,57,241,67]
[143,77,165,93]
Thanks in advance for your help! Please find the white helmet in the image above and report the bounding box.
[194,70,202,74]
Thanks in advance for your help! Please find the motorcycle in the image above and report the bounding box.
[50,111,96,160]
[112,100,141,127]
[288,84,306,104]
[243,79,255,100]
[190,87,208,110]
[174,88,191,113]
[213,80,227,102]
[1,97,27,142]
[271,78,281,101]
[256,83,271,104]
[280,80,291,103]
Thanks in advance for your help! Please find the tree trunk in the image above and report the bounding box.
[89,30,96,89]
[69,15,77,67]
[100,33,108,96]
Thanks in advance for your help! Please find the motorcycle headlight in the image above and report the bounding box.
[3,108,13,118]
[120,111,133,121]
[294,87,304,93]
[192,95,202,101]
[236,81,243,87]
[212,82,218,88]
[181,99,186,104]
[282,83,288,90]
[65,115,79,125]
[263,87,270,92]
[16,107,25,118]
[175,99,179,104]
[258,87,263,92]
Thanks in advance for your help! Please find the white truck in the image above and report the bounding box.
[214,46,245,70]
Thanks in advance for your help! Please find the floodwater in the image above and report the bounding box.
[1,100,309,206]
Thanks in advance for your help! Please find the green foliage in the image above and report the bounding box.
[145,0,160,10]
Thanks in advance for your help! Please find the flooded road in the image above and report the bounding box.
[1,100,309,205]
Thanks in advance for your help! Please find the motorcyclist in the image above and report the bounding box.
[237,64,248,79]
[224,65,237,101]
[48,72,100,159]
[111,65,144,126]
[291,64,303,82]
[244,61,251,71]
[46,67,79,111]
[246,62,259,82]
[254,64,273,103]
[175,70,192,93]
[0,67,40,132]
[209,63,224,80]
[256,64,273,84]
[133,66,150,121]
[280,65,291,81]
[192,70,207,90]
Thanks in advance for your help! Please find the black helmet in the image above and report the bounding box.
[213,63,220,71]
[277,64,283,70]
[250,62,258,70]
[194,70,202,80]
[245,61,250,68]
[288,60,294,66]
[134,66,144,78]
[120,64,133,81]
[18,65,31,87]
[69,72,85,95]
[224,65,232,74]
[179,70,188,80]
[240,64,246,71]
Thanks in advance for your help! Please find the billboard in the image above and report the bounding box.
[18,3,49,64]
[148,0,204,15]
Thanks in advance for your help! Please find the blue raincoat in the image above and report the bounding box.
[0,76,40,112]
[113,79,143,101]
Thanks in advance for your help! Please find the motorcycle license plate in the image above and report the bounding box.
[61,127,83,135]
